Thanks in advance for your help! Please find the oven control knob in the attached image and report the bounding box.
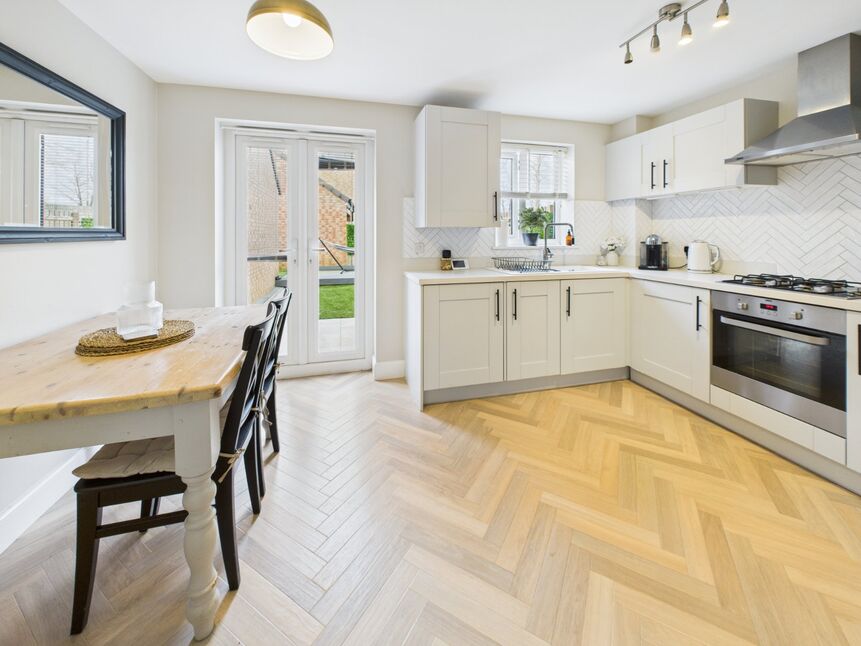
[792,311,804,320]
[737,302,749,311]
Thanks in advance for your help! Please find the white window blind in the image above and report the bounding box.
[40,132,96,218]
[500,143,570,200]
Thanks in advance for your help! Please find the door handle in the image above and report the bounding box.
[566,286,571,317]
[512,288,517,321]
[650,162,656,190]
[493,191,499,222]
[663,159,669,189]
[719,316,831,346]
[495,289,500,321]
[696,296,702,331]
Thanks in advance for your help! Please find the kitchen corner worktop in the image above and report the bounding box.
[405,266,861,312]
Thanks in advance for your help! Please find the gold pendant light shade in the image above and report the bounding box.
[246,0,334,60]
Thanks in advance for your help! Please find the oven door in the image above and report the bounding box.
[711,310,847,437]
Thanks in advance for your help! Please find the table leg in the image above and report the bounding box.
[172,400,222,641]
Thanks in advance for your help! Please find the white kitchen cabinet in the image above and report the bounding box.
[605,136,641,202]
[672,100,778,194]
[423,283,505,390]
[630,280,710,402]
[639,124,674,197]
[848,312,861,473]
[604,98,778,201]
[415,105,501,228]
[560,278,627,374]
[506,281,560,381]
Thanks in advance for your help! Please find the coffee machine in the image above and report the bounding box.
[639,234,669,271]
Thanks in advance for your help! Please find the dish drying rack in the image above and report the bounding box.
[491,257,553,273]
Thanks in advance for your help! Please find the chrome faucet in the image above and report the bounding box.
[543,222,574,263]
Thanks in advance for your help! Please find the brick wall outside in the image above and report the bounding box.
[318,168,354,268]
[247,148,286,303]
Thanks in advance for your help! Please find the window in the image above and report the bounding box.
[0,111,100,228]
[496,143,573,247]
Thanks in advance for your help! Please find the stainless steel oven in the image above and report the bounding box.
[711,292,847,437]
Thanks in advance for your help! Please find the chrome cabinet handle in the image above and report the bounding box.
[495,289,500,321]
[566,286,571,317]
[650,162,656,190]
[493,191,499,221]
[512,288,517,321]
[663,159,669,189]
[719,316,831,346]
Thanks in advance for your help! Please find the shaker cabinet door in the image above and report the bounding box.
[423,283,505,390]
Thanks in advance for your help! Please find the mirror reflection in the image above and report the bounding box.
[0,64,112,230]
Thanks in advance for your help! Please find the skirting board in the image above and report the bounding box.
[0,447,96,555]
[277,358,372,379]
[424,367,630,406]
[373,359,405,381]
[631,369,861,496]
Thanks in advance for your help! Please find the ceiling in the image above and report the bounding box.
[58,0,861,124]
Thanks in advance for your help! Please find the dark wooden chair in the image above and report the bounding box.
[261,289,292,454]
[69,310,275,635]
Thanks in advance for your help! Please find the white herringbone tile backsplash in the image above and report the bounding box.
[650,156,861,278]
[402,198,640,260]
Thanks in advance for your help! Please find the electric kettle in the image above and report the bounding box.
[687,241,721,273]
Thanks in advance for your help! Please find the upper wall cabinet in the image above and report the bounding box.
[415,105,501,228]
[605,99,778,202]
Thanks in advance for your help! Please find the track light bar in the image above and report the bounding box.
[620,0,730,64]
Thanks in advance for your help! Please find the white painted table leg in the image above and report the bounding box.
[172,399,222,641]
[181,471,219,639]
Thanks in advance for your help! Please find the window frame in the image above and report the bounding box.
[495,141,574,248]
[23,119,101,228]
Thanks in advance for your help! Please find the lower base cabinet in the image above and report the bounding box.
[422,282,504,390]
[630,279,710,402]
[561,278,627,373]
[506,281,560,380]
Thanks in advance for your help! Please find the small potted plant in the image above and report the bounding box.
[600,236,625,266]
[518,206,553,246]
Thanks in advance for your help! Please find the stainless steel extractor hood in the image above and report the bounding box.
[726,33,861,167]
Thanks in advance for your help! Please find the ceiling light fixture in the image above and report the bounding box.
[650,25,661,52]
[679,12,693,45]
[619,0,732,64]
[246,0,334,61]
[714,0,730,27]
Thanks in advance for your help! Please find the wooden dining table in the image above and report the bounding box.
[0,305,266,640]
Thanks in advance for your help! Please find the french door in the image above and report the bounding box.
[231,132,372,372]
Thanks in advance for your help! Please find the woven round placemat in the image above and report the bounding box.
[75,320,195,357]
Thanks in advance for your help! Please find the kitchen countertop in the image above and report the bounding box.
[405,266,861,312]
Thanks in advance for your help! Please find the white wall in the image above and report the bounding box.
[157,87,610,367]
[0,0,159,553]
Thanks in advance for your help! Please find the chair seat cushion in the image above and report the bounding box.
[73,436,176,479]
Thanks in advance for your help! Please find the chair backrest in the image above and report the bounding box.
[264,289,292,383]
[217,310,276,470]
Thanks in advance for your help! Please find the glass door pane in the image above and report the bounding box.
[237,136,302,365]
[309,143,363,361]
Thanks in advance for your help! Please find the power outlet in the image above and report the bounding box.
[414,241,425,256]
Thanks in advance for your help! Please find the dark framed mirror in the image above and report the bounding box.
[0,42,124,243]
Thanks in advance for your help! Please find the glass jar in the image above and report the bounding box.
[116,281,164,340]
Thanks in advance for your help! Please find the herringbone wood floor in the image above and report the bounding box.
[2,374,861,645]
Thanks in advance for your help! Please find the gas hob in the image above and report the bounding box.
[721,274,861,299]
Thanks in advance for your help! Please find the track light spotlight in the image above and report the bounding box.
[679,12,693,45]
[650,25,661,52]
[714,0,730,27]
[624,42,634,64]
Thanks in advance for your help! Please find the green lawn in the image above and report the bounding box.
[319,284,355,319]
